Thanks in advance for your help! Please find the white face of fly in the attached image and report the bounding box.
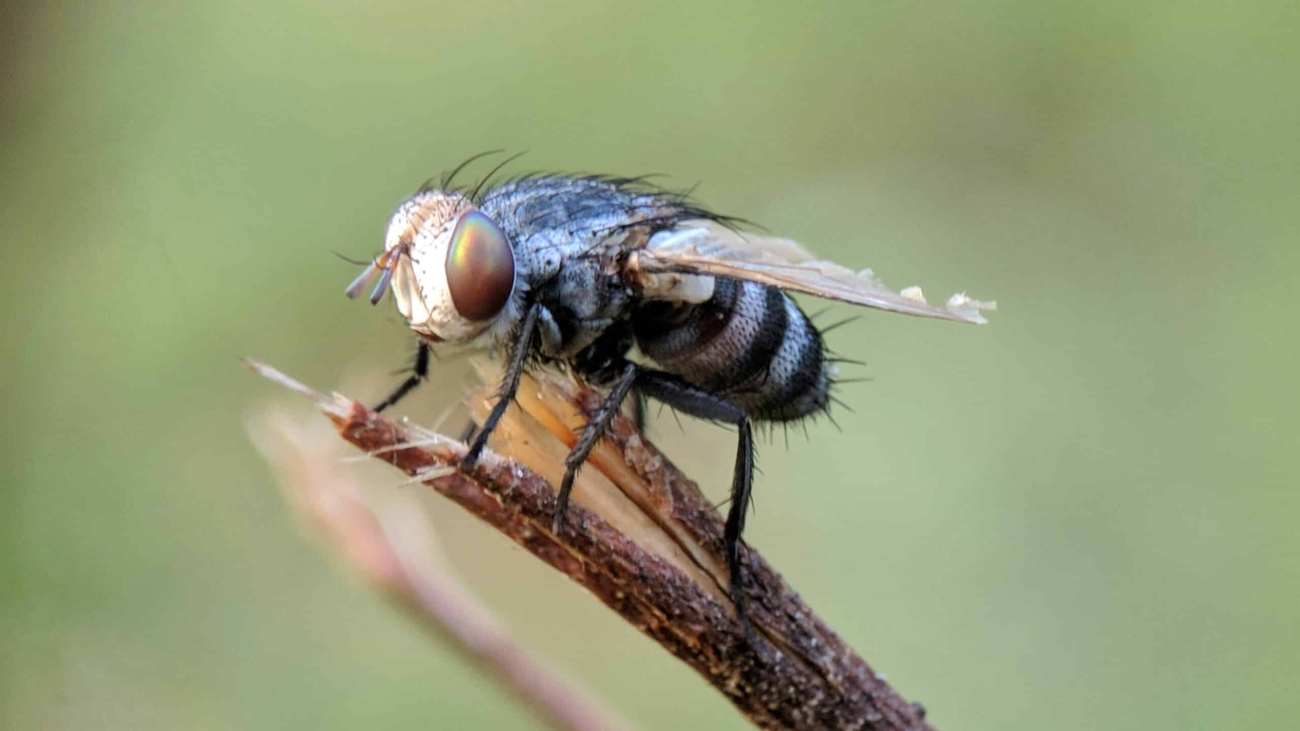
[384,191,475,341]
[352,189,518,344]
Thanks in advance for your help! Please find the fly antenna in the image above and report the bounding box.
[369,258,395,304]
[346,245,405,305]
[344,258,383,300]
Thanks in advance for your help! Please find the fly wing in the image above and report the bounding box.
[629,221,995,324]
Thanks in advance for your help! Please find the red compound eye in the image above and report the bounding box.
[445,210,515,321]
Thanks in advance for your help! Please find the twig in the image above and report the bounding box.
[245,358,935,731]
[247,401,631,731]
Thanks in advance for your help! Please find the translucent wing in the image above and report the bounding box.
[628,221,995,324]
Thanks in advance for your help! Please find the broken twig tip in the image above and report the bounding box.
[243,358,357,419]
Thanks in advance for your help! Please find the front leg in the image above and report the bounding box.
[373,339,430,413]
[462,303,542,467]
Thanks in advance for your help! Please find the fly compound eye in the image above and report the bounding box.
[445,210,515,321]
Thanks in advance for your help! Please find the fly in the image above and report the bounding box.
[345,159,994,635]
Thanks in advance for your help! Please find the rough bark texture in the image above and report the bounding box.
[247,359,935,731]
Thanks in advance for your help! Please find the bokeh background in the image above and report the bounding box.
[3,1,1297,729]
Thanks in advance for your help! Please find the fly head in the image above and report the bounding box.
[346,188,519,344]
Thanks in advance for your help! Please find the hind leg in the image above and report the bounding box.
[632,370,756,638]
[552,362,640,533]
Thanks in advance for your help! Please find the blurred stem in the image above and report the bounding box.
[246,358,935,731]
[248,402,630,731]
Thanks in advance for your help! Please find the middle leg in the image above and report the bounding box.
[552,361,639,534]
[558,362,758,635]
[634,371,756,636]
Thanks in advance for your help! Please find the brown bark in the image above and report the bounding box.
[246,359,934,731]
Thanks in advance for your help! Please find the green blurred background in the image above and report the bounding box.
[3,1,1297,728]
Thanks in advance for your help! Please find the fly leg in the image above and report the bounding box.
[553,359,759,637]
[373,340,430,412]
[456,419,480,444]
[462,303,541,467]
[627,388,647,432]
[553,362,639,534]
[630,371,758,641]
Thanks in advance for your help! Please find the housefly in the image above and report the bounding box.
[345,158,993,632]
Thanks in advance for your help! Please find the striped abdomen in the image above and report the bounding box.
[632,278,830,422]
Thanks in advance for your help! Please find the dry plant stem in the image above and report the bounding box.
[248,404,630,731]
[245,359,935,731]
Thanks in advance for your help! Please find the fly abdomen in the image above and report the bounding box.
[633,278,830,422]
